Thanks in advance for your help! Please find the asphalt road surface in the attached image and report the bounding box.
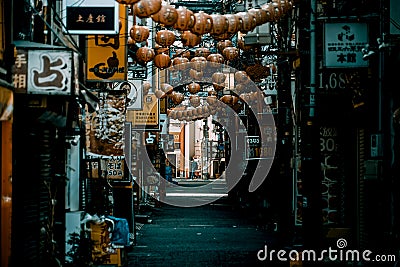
[127,180,282,267]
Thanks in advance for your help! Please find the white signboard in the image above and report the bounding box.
[27,50,72,95]
[324,23,369,68]
[116,80,143,110]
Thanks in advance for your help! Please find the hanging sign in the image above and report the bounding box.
[12,48,73,95]
[86,4,127,81]
[323,23,369,68]
[62,0,120,35]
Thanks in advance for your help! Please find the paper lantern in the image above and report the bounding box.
[181,31,201,47]
[133,0,162,18]
[136,47,155,64]
[191,11,213,36]
[155,30,176,47]
[210,14,228,36]
[152,3,178,26]
[222,47,239,61]
[154,53,172,69]
[174,6,195,31]
[129,25,150,42]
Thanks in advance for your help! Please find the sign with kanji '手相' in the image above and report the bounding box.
[12,49,73,95]
[323,23,369,68]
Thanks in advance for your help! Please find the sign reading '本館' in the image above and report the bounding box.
[324,23,369,68]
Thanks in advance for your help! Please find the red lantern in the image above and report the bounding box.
[191,11,213,36]
[217,40,233,53]
[116,0,140,4]
[133,0,162,18]
[136,47,155,64]
[160,83,174,94]
[210,14,228,36]
[152,3,178,26]
[173,49,191,58]
[222,47,239,61]
[195,47,211,58]
[207,53,224,67]
[187,82,201,94]
[154,53,172,69]
[212,72,226,84]
[248,8,268,26]
[224,14,240,35]
[236,12,257,33]
[190,95,201,107]
[189,69,203,80]
[155,30,176,47]
[190,56,207,72]
[129,25,150,42]
[172,57,190,71]
[181,31,201,47]
[174,6,195,31]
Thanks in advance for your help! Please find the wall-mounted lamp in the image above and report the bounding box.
[361,44,376,60]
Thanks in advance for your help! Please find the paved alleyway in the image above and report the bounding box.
[127,193,282,267]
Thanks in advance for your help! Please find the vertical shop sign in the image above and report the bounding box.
[324,23,368,68]
[86,5,127,81]
[127,93,160,130]
[27,50,72,95]
[62,0,119,35]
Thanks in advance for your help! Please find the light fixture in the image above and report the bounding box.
[377,33,391,50]
[361,44,376,60]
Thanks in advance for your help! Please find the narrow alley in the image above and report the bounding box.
[127,193,280,267]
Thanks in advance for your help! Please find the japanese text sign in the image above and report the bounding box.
[86,4,127,81]
[12,49,72,95]
[62,0,120,35]
[324,23,369,68]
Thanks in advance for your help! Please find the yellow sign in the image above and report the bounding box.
[127,93,159,129]
[86,4,127,81]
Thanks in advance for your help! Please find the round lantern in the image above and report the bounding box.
[238,37,252,51]
[172,57,190,71]
[181,31,201,47]
[170,91,184,104]
[173,48,191,58]
[195,47,211,58]
[152,3,178,26]
[207,53,224,67]
[235,71,251,84]
[154,44,169,55]
[224,14,240,35]
[191,11,213,36]
[210,14,228,36]
[213,83,225,91]
[155,90,166,99]
[189,69,204,80]
[129,25,150,43]
[143,81,151,95]
[154,53,172,69]
[174,6,195,31]
[133,0,162,18]
[236,12,257,33]
[212,72,226,84]
[217,40,233,53]
[220,95,233,105]
[190,95,201,107]
[222,47,239,61]
[136,47,155,64]
[116,0,140,3]
[190,56,207,72]
[206,95,218,105]
[160,83,174,95]
[188,82,201,94]
[155,30,176,47]
[248,8,268,26]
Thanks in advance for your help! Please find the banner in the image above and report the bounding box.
[86,4,127,81]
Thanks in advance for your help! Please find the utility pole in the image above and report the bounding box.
[301,0,322,252]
